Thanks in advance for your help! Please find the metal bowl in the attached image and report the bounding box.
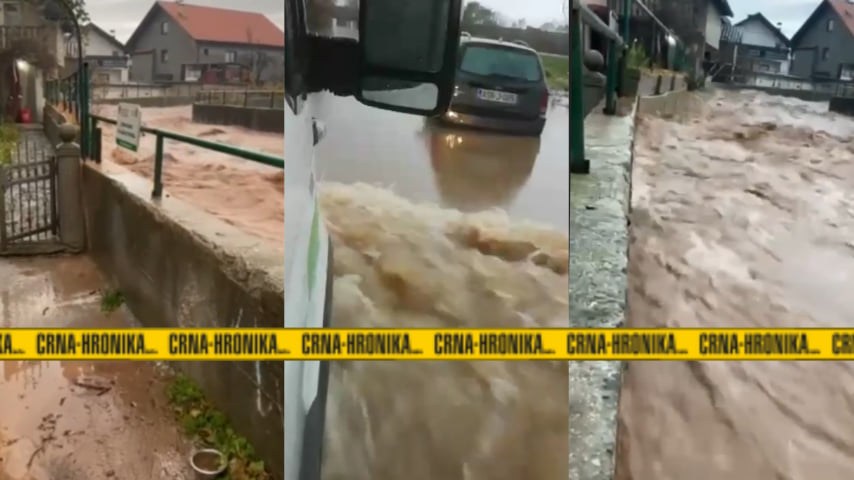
[189,448,227,479]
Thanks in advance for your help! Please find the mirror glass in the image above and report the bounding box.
[362,0,451,73]
[360,77,439,110]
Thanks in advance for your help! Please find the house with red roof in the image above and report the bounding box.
[124,1,284,84]
[790,0,854,80]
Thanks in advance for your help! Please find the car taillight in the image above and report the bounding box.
[540,91,549,114]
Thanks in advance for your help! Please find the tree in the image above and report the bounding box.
[461,1,499,27]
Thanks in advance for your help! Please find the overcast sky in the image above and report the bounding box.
[730,0,819,37]
[88,0,820,44]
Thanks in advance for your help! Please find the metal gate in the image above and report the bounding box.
[0,132,63,255]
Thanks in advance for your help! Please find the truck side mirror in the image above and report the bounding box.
[356,0,463,116]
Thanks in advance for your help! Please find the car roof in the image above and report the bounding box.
[460,35,538,54]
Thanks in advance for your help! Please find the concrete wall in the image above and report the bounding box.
[91,82,245,102]
[197,43,285,84]
[716,82,835,102]
[829,96,854,115]
[79,165,284,479]
[705,2,722,50]
[192,104,285,133]
[43,106,285,477]
[461,24,569,56]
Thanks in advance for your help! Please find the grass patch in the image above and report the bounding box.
[99,288,125,313]
[168,375,270,480]
[0,125,19,166]
[542,54,569,92]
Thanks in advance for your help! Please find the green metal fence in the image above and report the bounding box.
[45,72,284,200]
[570,0,687,174]
[194,90,286,109]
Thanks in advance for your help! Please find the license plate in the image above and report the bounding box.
[476,88,518,104]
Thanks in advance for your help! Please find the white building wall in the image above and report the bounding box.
[705,3,722,50]
[739,19,783,48]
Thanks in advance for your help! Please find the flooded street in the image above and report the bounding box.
[314,93,569,231]
[94,105,284,248]
[0,256,193,480]
[617,90,854,480]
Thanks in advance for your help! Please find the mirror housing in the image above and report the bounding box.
[355,0,463,117]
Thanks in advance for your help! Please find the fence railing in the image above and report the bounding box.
[571,0,687,174]
[87,114,283,198]
[45,71,81,123]
[0,25,49,50]
[194,90,285,109]
[46,71,284,199]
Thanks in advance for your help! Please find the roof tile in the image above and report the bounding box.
[158,1,283,48]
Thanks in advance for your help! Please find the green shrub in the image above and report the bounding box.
[0,125,19,166]
[626,43,650,71]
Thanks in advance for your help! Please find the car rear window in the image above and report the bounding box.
[459,44,542,82]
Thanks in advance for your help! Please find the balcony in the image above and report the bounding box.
[0,25,48,50]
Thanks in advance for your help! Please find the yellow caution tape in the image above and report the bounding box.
[1,328,854,361]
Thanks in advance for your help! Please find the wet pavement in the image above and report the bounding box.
[0,256,193,480]
[617,90,854,480]
[313,93,569,232]
[569,104,635,480]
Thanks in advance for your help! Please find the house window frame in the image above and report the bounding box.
[160,49,169,63]
[225,51,237,63]
[828,19,834,32]
[2,2,22,25]
[822,47,830,61]
[161,21,169,34]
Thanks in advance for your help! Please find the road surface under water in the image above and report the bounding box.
[0,256,193,480]
[313,93,569,232]
[617,90,854,480]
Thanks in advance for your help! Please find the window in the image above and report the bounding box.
[823,47,830,60]
[336,17,348,27]
[2,3,21,25]
[459,44,542,82]
[225,51,236,62]
[161,21,168,34]
[160,49,169,63]
[828,19,834,32]
[112,50,119,57]
[202,48,209,56]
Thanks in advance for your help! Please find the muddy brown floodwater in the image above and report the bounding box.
[319,183,568,480]
[617,90,854,480]
[95,105,284,248]
[0,256,193,480]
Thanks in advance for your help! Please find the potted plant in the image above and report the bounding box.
[621,42,649,97]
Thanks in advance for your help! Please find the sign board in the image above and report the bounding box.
[116,103,141,152]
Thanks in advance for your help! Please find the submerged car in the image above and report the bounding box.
[441,35,549,136]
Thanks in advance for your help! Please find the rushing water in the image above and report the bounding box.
[617,90,854,480]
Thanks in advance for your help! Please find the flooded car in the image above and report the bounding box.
[441,36,549,136]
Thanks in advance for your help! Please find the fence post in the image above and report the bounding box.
[569,3,589,174]
[604,38,618,115]
[55,123,85,253]
[152,133,164,199]
[80,63,90,159]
